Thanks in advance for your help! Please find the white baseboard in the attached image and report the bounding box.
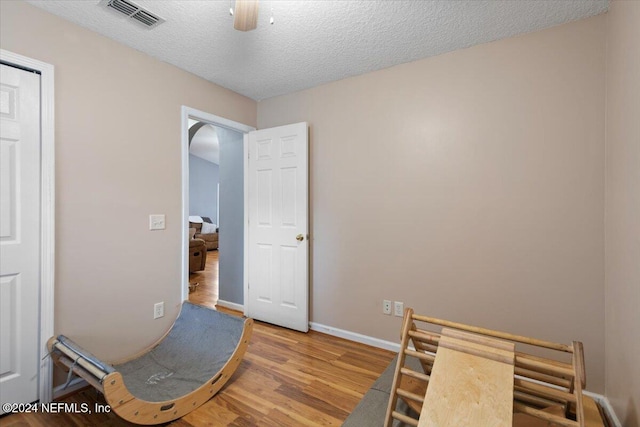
[217,299,244,312]
[309,322,400,352]
[53,377,89,400]
[588,393,622,427]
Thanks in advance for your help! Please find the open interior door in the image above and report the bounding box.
[247,122,309,332]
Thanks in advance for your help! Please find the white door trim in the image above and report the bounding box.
[243,133,249,314]
[0,49,55,404]
[180,106,254,306]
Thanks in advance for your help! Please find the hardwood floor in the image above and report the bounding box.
[2,318,394,426]
[2,251,395,426]
[189,249,219,309]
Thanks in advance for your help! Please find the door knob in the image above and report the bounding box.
[296,234,304,242]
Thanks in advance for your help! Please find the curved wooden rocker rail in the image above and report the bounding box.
[47,302,253,425]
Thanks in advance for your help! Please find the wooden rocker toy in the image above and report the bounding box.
[48,302,253,425]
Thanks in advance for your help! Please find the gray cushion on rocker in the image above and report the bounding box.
[114,302,244,402]
[342,355,422,427]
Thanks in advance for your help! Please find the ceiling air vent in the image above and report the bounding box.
[99,0,165,29]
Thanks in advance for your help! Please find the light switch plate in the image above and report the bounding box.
[149,214,166,230]
[154,302,164,319]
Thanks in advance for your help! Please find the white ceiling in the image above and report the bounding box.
[27,0,609,101]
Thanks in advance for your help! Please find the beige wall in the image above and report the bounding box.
[259,16,607,392]
[0,1,256,360]
[605,1,640,425]
[5,0,630,405]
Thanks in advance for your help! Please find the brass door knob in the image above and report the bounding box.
[296,234,304,242]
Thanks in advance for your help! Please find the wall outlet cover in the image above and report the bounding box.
[394,301,404,317]
[383,300,392,315]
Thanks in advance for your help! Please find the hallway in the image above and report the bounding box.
[189,250,218,309]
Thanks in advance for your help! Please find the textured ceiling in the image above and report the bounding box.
[27,0,609,100]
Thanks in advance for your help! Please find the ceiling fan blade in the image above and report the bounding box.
[234,0,259,31]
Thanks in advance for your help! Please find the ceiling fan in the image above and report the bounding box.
[231,0,261,32]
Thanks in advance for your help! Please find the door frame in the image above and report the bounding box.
[179,106,254,308]
[0,49,55,404]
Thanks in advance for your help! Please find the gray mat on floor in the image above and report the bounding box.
[114,302,244,402]
[342,355,421,427]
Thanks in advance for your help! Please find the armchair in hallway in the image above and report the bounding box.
[189,229,207,272]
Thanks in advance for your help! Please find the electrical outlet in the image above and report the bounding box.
[394,301,404,317]
[383,300,392,315]
[154,302,164,319]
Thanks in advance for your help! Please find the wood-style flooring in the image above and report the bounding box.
[2,249,395,426]
[189,249,219,309]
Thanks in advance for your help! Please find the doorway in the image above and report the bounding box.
[180,107,254,312]
[187,121,220,308]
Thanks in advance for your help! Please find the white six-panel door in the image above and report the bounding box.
[0,64,41,411]
[247,122,309,332]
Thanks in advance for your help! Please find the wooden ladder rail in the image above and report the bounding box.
[384,308,591,427]
[385,308,435,427]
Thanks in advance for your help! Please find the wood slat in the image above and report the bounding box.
[398,375,428,415]
[573,341,586,427]
[515,366,573,389]
[397,387,425,404]
[404,348,436,362]
[515,353,576,379]
[514,378,577,403]
[409,326,575,382]
[437,333,515,365]
[411,313,574,353]
[408,329,440,346]
[514,402,580,427]
[392,410,420,426]
[512,405,567,427]
[514,390,564,409]
[401,367,430,382]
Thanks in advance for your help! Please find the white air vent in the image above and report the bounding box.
[99,0,165,29]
